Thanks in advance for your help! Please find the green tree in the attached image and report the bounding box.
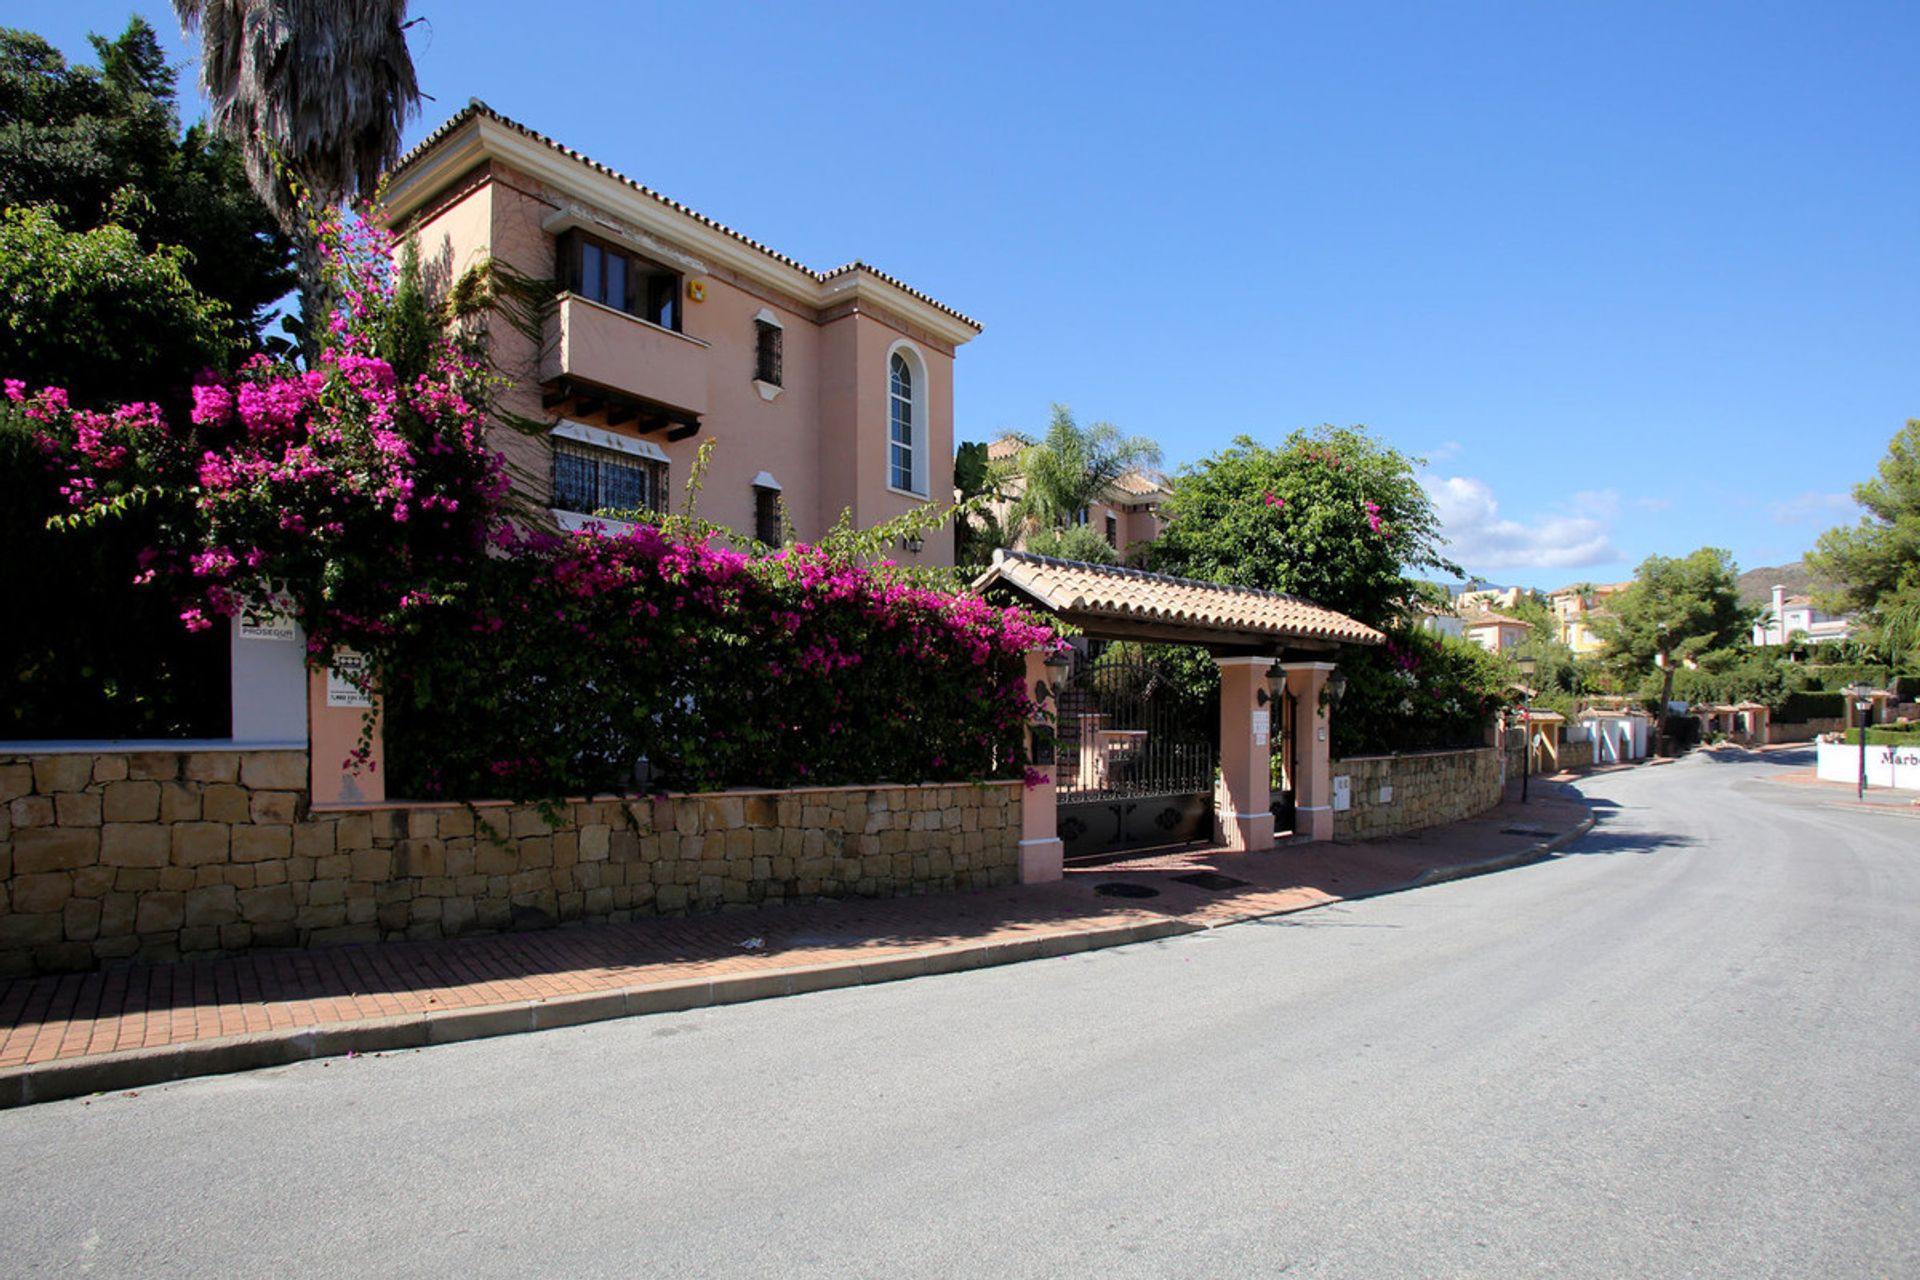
[173,0,423,348]
[1025,523,1120,565]
[1597,548,1748,711]
[1806,419,1920,664]
[1003,406,1161,547]
[1149,426,1460,629]
[0,20,292,344]
[0,204,237,406]
[952,439,1016,566]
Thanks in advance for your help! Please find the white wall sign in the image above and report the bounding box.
[326,651,373,708]
[1252,709,1270,746]
[238,597,297,643]
[1332,775,1352,812]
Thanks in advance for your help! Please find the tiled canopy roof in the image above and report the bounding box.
[1466,612,1532,628]
[972,551,1383,646]
[386,101,981,330]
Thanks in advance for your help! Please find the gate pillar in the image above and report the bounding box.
[1018,647,1064,883]
[1279,661,1337,842]
[1214,656,1275,852]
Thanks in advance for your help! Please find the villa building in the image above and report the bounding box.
[1752,584,1854,646]
[1546,582,1630,655]
[1463,612,1532,653]
[981,434,1169,561]
[378,102,982,564]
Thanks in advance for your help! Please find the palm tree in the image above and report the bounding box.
[1005,405,1161,553]
[173,0,423,352]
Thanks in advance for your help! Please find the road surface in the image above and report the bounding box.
[2,748,1914,1277]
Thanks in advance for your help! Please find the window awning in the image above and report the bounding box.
[972,550,1384,652]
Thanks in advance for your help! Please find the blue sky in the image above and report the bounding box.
[19,1,1919,588]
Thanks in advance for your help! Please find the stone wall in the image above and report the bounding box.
[1545,737,1595,773]
[1769,716,1844,745]
[0,748,1022,976]
[1331,748,1504,842]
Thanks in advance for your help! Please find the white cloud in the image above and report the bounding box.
[1423,474,1622,572]
[1767,491,1857,525]
[1423,440,1464,465]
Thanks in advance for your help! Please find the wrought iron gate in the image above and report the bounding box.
[1054,646,1218,859]
[1272,685,1298,835]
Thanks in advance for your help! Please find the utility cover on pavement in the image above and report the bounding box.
[1094,882,1161,899]
[1171,871,1252,892]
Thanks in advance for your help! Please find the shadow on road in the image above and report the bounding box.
[1556,827,1696,857]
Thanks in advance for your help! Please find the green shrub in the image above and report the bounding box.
[1778,690,1846,722]
[1839,725,1920,747]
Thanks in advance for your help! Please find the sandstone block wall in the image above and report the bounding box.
[1331,748,1503,842]
[1550,738,1595,773]
[0,749,1022,976]
[1769,716,1844,745]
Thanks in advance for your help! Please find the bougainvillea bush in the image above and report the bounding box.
[384,529,1058,798]
[28,204,1056,798]
[23,207,505,669]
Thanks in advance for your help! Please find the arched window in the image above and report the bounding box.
[886,343,928,495]
[889,352,915,493]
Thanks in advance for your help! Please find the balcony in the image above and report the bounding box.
[541,293,709,433]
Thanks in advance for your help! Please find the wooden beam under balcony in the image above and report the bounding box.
[539,374,701,442]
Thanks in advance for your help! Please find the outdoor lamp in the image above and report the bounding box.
[1328,669,1348,704]
[1035,648,1071,703]
[1515,655,1537,804]
[1843,683,1875,800]
[902,532,925,554]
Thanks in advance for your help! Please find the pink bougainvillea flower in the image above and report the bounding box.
[190,383,233,427]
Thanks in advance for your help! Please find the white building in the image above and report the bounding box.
[1753,584,1854,646]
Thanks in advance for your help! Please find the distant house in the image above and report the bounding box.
[982,434,1169,559]
[1417,604,1466,640]
[1752,584,1854,646]
[1457,586,1527,612]
[1546,582,1630,655]
[1463,612,1532,653]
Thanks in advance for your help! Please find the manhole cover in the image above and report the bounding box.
[1172,871,1251,892]
[1094,882,1160,899]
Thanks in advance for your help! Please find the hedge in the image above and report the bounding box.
[1777,690,1846,722]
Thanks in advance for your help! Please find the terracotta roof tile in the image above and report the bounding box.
[386,101,981,330]
[1111,470,1169,497]
[1465,612,1533,628]
[972,551,1383,646]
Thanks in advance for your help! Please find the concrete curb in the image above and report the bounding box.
[1396,805,1598,890]
[0,810,1600,1110]
[0,916,1199,1110]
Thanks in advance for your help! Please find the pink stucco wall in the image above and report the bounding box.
[400,156,963,566]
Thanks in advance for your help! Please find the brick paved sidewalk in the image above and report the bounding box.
[0,789,1591,1105]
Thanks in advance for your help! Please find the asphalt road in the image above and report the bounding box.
[3,750,1915,1278]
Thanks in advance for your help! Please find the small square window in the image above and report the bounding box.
[754,320,783,387]
[754,485,782,545]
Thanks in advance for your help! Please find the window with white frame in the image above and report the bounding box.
[886,343,931,496]
[889,351,915,492]
[550,423,668,517]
